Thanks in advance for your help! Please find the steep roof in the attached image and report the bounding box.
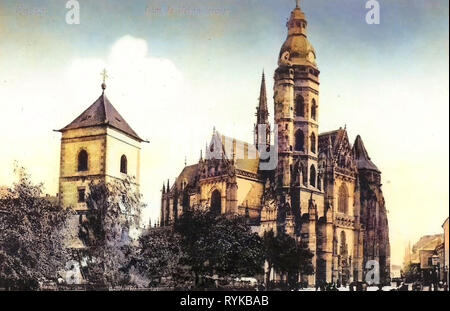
[352,135,380,173]
[208,131,260,175]
[59,92,144,142]
[174,164,199,190]
[319,128,351,157]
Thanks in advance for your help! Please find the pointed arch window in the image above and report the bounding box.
[295,95,305,117]
[338,184,348,214]
[210,190,222,215]
[78,150,88,172]
[295,130,304,152]
[120,155,128,174]
[311,99,317,120]
[310,165,316,187]
[310,132,316,153]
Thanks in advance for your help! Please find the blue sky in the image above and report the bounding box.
[0,0,448,266]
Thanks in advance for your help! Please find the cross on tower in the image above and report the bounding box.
[100,68,108,91]
[296,0,300,8]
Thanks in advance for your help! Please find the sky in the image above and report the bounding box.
[0,0,448,267]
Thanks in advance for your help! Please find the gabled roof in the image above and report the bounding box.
[319,128,351,156]
[59,92,144,142]
[352,135,380,173]
[207,131,260,174]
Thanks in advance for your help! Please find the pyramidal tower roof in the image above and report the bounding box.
[59,87,144,142]
[353,135,380,173]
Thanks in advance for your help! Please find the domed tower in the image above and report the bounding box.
[274,1,321,206]
[273,1,323,286]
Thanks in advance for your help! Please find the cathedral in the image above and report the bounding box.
[160,2,390,286]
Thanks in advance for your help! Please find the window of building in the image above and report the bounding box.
[310,132,316,153]
[295,96,305,117]
[295,130,304,152]
[78,150,88,172]
[78,188,86,203]
[120,155,127,174]
[311,99,317,120]
[338,184,348,214]
[310,165,316,187]
[340,231,348,256]
[210,190,222,215]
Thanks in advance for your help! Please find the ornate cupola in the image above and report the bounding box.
[278,0,317,68]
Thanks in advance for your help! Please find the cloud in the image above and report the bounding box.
[65,35,195,226]
[0,35,195,226]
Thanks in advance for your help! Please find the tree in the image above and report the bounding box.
[137,227,189,288]
[0,165,74,290]
[403,263,421,283]
[79,177,144,288]
[262,229,314,289]
[174,210,264,288]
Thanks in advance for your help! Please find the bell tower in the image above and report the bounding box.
[274,1,321,198]
[57,73,147,211]
[273,0,323,286]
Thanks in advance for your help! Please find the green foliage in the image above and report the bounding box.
[137,227,189,288]
[403,263,421,283]
[173,210,264,286]
[262,229,314,287]
[0,165,74,290]
[80,177,144,288]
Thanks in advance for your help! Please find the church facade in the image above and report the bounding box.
[160,3,390,286]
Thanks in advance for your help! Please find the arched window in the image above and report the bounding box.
[295,130,304,151]
[317,174,322,190]
[120,155,127,174]
[210,190,222,215]
[310,132,316,153]
[311,99,317,120]
[78,150,88,172]
[295,96,305,117]
[310,165,316,187]
[338,184,348,214]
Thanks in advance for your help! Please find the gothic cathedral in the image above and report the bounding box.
[160,3,390,286]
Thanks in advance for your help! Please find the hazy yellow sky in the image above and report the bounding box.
[0,0,448,267]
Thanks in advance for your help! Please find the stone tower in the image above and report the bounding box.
[353,135,391,283]
[57,82,146,212]
[273,1,323,285]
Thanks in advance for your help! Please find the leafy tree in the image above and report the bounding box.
[403,263,421,283]
[262,229,314,289]
[0,165,74,290]
[80,177,144,288]
[137,227,189,288]
[174,210,264,288]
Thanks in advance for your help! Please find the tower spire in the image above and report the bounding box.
[255,70,271,148]
[257,70,268,123]
[296,0,300,8]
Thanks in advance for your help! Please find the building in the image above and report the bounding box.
[160,2,390,286]
[443,217,449,287]
[403,234,444,284]
[57,80,146,212]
